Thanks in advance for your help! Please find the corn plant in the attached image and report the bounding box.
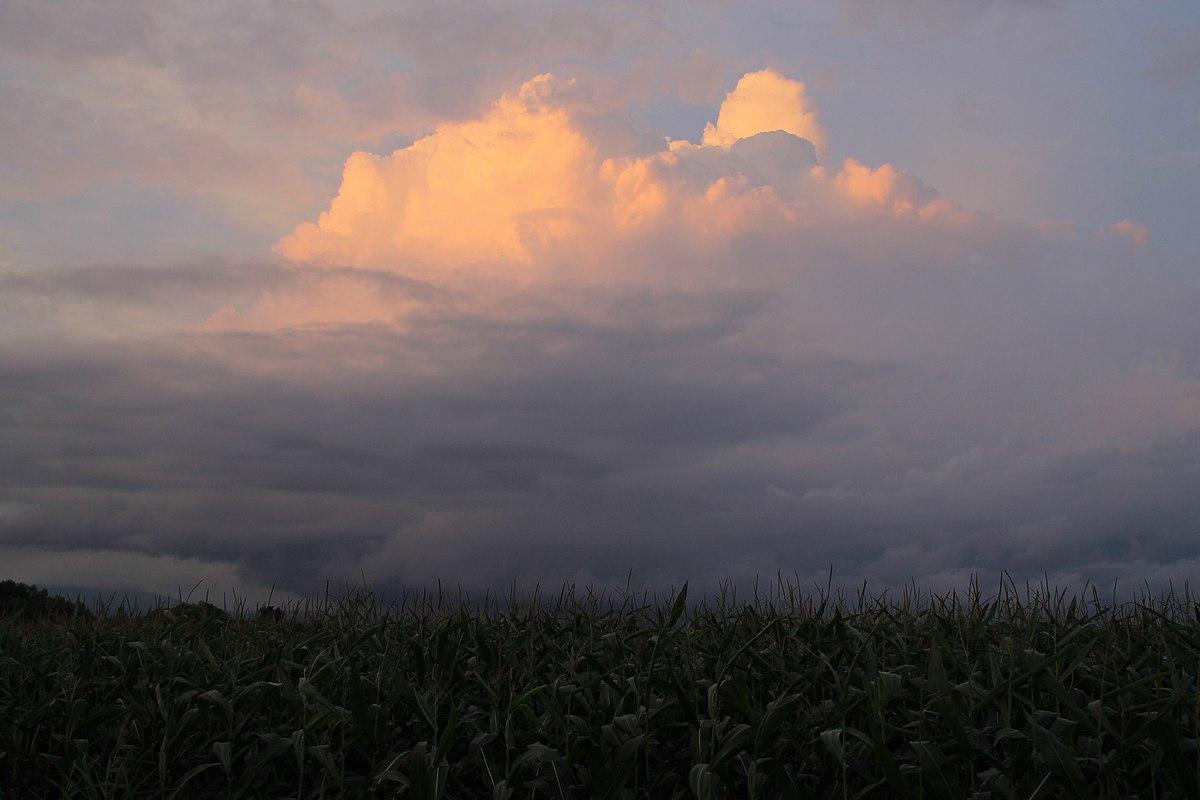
[0,577,1197,798]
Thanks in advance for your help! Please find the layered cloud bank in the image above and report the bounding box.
[3,69,1198,600]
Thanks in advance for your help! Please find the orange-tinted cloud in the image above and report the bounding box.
[700,68,828,160]
[247,69,972,330]
[833,158,960,221]
[277,75,603,274]
[1108,219,1149,247]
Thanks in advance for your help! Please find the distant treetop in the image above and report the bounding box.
[0,579,93,620]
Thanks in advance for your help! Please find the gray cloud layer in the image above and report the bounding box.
[3,235,1198,601]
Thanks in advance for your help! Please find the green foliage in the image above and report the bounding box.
[0,578,1197,798]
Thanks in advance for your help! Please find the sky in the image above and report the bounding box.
[2,0,1199,606]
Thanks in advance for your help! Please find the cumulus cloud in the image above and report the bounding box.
[700,69,829,160]
[253,68,965,328]
[0,0,677,267]
[3,67,1199,602]
[276,75,605,273]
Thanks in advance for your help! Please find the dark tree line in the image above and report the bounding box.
[0,580,93,620]
[1,579,290,624]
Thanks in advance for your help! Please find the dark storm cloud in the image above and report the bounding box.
[0,280,870,595]
[3,245,1198,602]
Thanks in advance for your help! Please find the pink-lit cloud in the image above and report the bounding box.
[276,75,605,274]
[699,69,829,159]
[1108,219,1150,247]
[243,69,976,330]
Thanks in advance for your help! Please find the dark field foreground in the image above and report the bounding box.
[1,579,1198,799]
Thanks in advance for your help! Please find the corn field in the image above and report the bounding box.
[1,578,1198,799]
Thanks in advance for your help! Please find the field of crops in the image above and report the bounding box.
[1,578,1198,799]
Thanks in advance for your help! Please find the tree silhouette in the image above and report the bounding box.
[0,579,92,620]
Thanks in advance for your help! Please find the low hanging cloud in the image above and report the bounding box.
[3,68,1199,601]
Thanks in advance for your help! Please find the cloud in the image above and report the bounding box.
[0,543,291,607]
[0,0,673,261]
[0,258,284,337]
[700,69,829,160]
[276,75,605,273]
[0,293,866,594]
[263,68,962,318]
[4,272,1197,598]
[3,67,1199,602]
[1108,219,1149,247]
